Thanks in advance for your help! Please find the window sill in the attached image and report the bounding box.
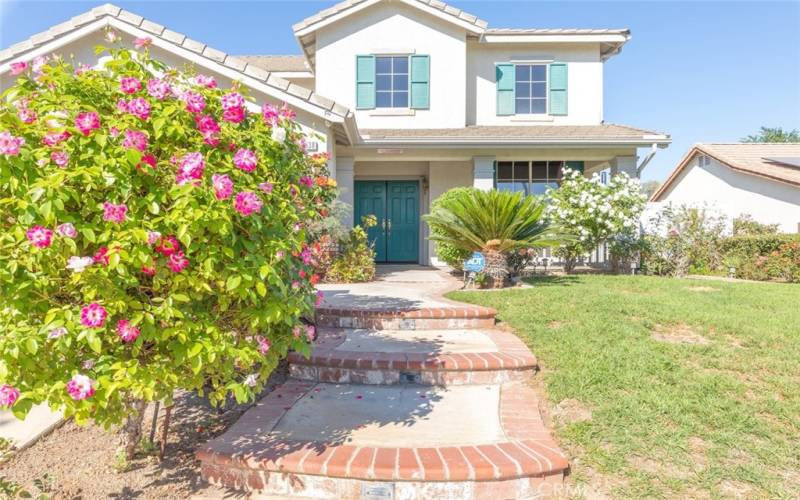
[510,115,554,123]
[369,108,416,116]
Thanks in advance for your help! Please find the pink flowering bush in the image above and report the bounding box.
[0,46,335,456]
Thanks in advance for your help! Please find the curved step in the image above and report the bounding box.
[288,328,537,386]
[197,381,568,499]
[315,305,497,330]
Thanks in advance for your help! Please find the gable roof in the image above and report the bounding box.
[234,55,311,74]
[651,143,800,201]
[0,3,358,144]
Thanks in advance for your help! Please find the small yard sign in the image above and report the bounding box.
[464,252,486,273]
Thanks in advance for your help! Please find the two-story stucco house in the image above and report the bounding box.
[0,0,671,265]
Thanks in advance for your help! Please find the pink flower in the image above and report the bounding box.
[80,303,108,328]
[182,91,205,113]
[316,290,324,306]
[301,247,313,265]
[75,112,100,136]
[305,325,316,341]
[257,336,271,354]
[233,191,263,216]
[291,281,300,289]
[18,108,37,124]
[133,37,152,49]
[66,374,95,400]
[126,97,151,120]
[93,246,110,265]
[67,256,93,272]
[26,226,53,248]
[262,103,279,125]
[222,106,245,123]
[109,126,120,138]
[82,360,95,370]
[119,76,142,94]
[292,325,302,337]
[116,98,129,113]
[233,148,257,172]
[0,385,20,408]
[32,55,49,74]
[259,182,274,194]
[141,265,156,276]
[51,150,69,168]
[194,74,217,88]
[116,320,141,343]
[221,92,245,110]
[49,327,67,339]
[104,28,120,43]
[194,114,220,145]
[103,202,127,224]
[167,251,189,272]
[42,130,70,147]
[275,250,285,260]
[122,129,148,151]
[56,222,77,238]
[293,222,303,232]
[176,152,205,185]
[0,131,25,156]
[75,64,91,75]
[155,235,180,256]
[146,78,171,100]
[10,61,28,75]
[136,153,157,171]
[212,173,234,200]
[147,231,162,245]
[299,176,313,187]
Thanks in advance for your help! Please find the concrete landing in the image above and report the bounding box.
[331,328,498,354]
[271,384,504,447]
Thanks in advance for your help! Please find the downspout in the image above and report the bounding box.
[636,143,659,176]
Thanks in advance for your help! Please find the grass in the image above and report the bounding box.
[448,275,800,498]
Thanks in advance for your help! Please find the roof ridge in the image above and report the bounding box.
[0,2,349,119]
[604,122,669,137]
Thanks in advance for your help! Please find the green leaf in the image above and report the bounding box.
[188,342,203,358]
[11,398,33,420]
[226,275,241,291]
[172,293,190,303]
[256,282,267,297]
[82,228,96,243]
[87,332,102,354]
[25,337,38,355]
[149,201,160,214]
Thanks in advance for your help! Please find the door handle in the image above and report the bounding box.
[381,218,387,231]
[387,219,392,232]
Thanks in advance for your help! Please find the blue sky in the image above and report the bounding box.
[2,1,798,182]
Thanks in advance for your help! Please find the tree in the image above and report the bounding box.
[423,189,567,287]
[546,169,646,272]
[741,127,800,143]
[0,36,335,459]
[640,180,662,198]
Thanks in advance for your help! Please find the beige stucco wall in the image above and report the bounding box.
[428,161,473,265]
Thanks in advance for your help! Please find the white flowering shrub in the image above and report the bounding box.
[546,168,646,271]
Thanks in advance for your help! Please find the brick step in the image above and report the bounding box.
[315,305,497,330]
[197,381,568,499]
[289,327,537,386]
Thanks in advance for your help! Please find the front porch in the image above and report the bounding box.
[330,148,641,266]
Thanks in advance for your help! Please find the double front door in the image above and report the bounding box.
[354,180,419,263]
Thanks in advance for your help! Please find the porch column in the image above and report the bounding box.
[472,156,495,191]
[336,156,355,228]
[610,155,638,178]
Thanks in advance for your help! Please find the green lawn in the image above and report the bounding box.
[448,275,800,499]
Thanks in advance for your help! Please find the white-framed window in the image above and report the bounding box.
[514,64,547,114]
[375,56,409,108]
[496,160,564,195]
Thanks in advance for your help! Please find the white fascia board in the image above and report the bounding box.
[272,71,315,79]
[294,0,484,38]
[357,137,671,148]
[482,34,629,44]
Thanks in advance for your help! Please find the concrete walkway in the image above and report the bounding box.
[0,404,62,451]
[198,266,567,499]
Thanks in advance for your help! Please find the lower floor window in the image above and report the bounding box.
[496,161,564,195]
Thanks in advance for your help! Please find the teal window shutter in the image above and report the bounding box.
[410,55,430,109]
[565,161,584,173]
[549,63,568,115]
[496,63,515,116]
[356,55,375,109]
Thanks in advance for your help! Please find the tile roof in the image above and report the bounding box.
[652,143,800,201]
[360,124,670,144]
[0,3,349,119]
[234,55,310,73]
[292,0,489,33]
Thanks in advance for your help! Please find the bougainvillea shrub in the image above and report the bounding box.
[546,169,646,272]
[0,39,335,454]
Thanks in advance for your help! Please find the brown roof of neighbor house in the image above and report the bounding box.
[234,55,310,73]
[651,143,800,201]
[360,124,670,145]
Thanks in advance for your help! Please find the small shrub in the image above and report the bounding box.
[506,248,538,276]
[325,216,376,283]
[430,187,477,269]
[724,236,800,281]
[732,214,779,236]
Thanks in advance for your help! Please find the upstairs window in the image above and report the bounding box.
[496,160,565,195]
[376,56,409,108]
[515,64,547,114]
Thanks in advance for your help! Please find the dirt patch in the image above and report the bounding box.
[688,436,710,470]
[547,321,565,330]
[687,286,719,293]
[551,398,592,426]
[1,366,287,499]
[719,479,755,498]
[652,323,711,345]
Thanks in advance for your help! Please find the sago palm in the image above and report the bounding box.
[423,189,569,286]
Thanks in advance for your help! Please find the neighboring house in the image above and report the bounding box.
[650,144,800,233]
[0,1,671,265]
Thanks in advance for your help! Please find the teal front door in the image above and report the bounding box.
[354,180,419,263]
